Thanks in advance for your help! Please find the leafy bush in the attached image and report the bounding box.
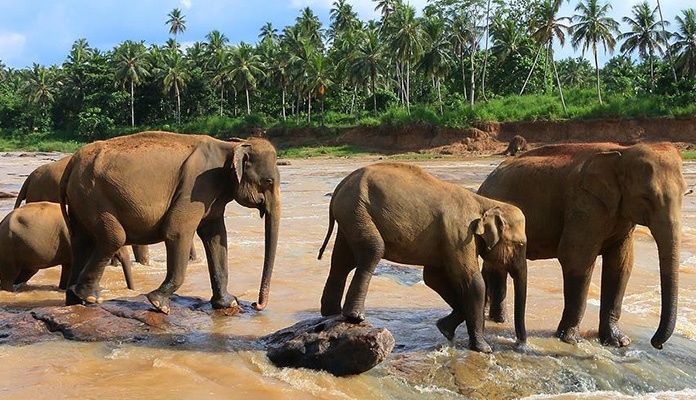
[77,107,114,140]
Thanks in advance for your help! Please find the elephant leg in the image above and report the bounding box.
[147,236,194,314]
[113,247,135,290]
[321,230,355,317]
[1,266,20,291]
[342,227,384,322]
[189,244,198,261]
[483,260,508,323]
[197,218,236,309]
[66,231,94,305]
[132,245,150,265]
[459,270,492,353]
[423,265,464,341]
[58,264,70,290]
[598,236,634,347]
[15,268,39,285]
[556,241,600,345]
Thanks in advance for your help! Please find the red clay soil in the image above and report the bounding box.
[266,116,696,156]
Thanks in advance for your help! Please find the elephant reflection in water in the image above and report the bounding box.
[479,142,687,349]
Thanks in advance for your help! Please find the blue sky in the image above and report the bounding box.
[0,0,687,69]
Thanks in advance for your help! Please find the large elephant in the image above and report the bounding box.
[318,162,528,353]
[59,131,281,314]
[478,142,687,349]
[0,202,133,291]
[14,156,152,265]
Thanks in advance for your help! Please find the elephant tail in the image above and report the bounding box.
[317,208,335,260]
[13,175,30,209]
[58,156,76,235]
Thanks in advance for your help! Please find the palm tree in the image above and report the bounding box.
[618,1,667,91]
[350,23,385,113]
[113,40,150,126]
[209,48,232,116]
[259,22,279,44]
[63,38,93,103]
[205,30,230,57]
[306,51,333,123]
[166,8,187,46]
[385,3,425,112]
[22,63,60,117]
[656,0,679,83]
[160,48,190,123]
[229,42,265,115]
[329,0,360,46]
[570,0,620,104]
[522,0,569,112]
[671,8,696,79]
[296,7,324,49]
[418,16,453,114]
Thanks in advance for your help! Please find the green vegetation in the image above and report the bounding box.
[0,1,695,153]
[682,151,696,160]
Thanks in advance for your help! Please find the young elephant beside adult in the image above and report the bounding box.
[14,156,152,265]
[60,131,281,315]
[0,202,133,291]
[318,162,528,353]
[478,142,687,349]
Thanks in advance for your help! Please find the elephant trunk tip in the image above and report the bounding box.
[650,335,666,350]
[252,299,267,311]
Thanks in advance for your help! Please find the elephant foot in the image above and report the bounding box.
[599,324,631,347]
[342,307,365,322]
[488,306,508,324]
[469,336,493,353]
[210,293,238,310]
[69,284,103,305]
[436,314,462,341]
[556,326,582,345]
[147,291,171,314]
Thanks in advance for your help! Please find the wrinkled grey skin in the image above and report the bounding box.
[0,202,133,291]
[14,156,152,265]
[318,162,528,353]
[478,142,686,349]
[60,131,281,314]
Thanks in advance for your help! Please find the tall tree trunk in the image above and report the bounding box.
[481,0,492,101]
[650,53,655,92]
[520,45,543,95]
[372,72,377,114]
[656,0,679,84]
[594,44,602,104]
[245,83,251,115]
[219,85,224,117]
[437,77,443,114]
[406,61,411,113]
[470,43,476,109]
[130,80,135,127]
[281,86,287,122]
[307,91,312,122]
[175,80,181,124]
[551,49,567,113]
[460,51,468,101]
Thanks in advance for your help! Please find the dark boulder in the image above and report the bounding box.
[263,315,395,376]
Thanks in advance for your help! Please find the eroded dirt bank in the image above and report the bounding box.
[266,116,696,155]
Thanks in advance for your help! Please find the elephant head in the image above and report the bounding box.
[581,143,687,349]
[475,206,528,342]
[231,137,281,311]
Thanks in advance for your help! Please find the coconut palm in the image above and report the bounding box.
[205,30,230,58]
[521,0,569,112]
[209,48,232,116]
[296,7,324,49]
[671,8,696,80]
[22,63,60,116]
[418,16,453,114]
[570,0,620,104]
[166,8,187,46]
[329,0,360,46]
[350,23,386,113]
[618,1,667,91]
[160,48,190,123]
[259,22,279,45]
[229,42,265,115]
[113,40,150,126]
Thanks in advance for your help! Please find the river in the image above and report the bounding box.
[0,153,694,399]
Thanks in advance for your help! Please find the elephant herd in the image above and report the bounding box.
[0,130,687,353]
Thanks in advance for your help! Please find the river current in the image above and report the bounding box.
[0,153,694,399]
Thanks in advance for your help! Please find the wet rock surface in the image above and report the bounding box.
[263,315,396,376]
[0,294,245,345]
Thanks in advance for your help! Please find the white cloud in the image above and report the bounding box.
[180,0,192,8]
[0,32,26,61]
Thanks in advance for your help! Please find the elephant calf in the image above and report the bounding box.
[0,202,134,291]
[318,162,528,353]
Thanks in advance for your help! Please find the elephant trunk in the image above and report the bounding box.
[649,218,681,349]
[512,255,528,343]
[252,187,280,311]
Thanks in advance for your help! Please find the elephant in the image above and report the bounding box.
[0,202,133,291]
[499,135,529,157]
[478,142,687,349]
[59,131,281,315]
[13,156,199,265]
[317,162,528,353]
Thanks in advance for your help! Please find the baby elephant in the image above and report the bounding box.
[0,202,134,291]
[318,162,528,352]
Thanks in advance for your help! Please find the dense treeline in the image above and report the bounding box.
[0,0,695,144]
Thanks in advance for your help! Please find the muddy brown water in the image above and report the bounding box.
[0,153,695,399]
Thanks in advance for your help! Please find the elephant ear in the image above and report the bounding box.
[232,143,252,185]
[475,207,503,251]
[580,151,621,212]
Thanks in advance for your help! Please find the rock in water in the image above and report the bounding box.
[263,315,395,376]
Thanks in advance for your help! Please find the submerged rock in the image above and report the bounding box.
[263,315,396,376]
